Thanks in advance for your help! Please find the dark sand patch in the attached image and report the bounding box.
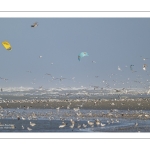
[0,98,150,110]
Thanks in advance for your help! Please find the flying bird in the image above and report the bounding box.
[59,122,67,128]
[92,60,96,63]
[140,56,149,61]
[130,65,137,72]
[118,66,121,71]
[143,64,147,71]
[45,73,52,76]
[31,22,38,27]
[54,77,66,81]
[27,127,32,131]
[30,121,36,127]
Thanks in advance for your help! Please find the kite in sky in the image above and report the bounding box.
[2,41,12,51]
[78,52,89,61]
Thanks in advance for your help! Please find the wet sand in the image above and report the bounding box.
[0,98,150,110]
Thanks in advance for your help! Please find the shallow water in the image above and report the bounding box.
[0,108,150,132]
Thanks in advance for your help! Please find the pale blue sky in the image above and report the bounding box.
[0,18,150,89]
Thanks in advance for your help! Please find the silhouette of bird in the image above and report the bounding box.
[31,22,38,27]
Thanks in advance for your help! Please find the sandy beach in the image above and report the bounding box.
[0,98,150,110]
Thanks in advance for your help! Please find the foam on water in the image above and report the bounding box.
[0,86,149,101]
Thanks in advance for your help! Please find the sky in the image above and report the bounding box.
[0,18,150,89]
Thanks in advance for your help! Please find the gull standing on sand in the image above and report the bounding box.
[110,103,115,106]
[73,107,80,111]
[56,107,60,111]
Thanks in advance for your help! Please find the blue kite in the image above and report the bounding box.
[78,52,89,61]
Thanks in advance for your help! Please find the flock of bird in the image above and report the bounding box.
[1,102,150,132]
[0,21,150,132]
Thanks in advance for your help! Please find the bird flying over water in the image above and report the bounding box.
[143,64,147,71]
[130,65,137,72]
[54,77,66,81]
[140,56,149,61]
[45,73,52,76]
[92,60,96,63]
[31,22,38,27]
[118,66,121,71]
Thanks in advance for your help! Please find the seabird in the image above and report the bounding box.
[73,107,80,111]
[56,107,60,110]
[30,121,36,127]
[31,22,38,27]
[21,116,26,120]
[27,127,32,131]
[70,119,75,125]
[110,103,115,106]
[70,124,74,129]
[101,123,106,127]
[59,122,67,128]
[82,124,87,128]
[118,66,121,71]
[87,121,94,126]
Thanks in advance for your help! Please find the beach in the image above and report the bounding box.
[0,88,150,132]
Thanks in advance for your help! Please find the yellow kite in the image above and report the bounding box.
[2,41,12,51]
